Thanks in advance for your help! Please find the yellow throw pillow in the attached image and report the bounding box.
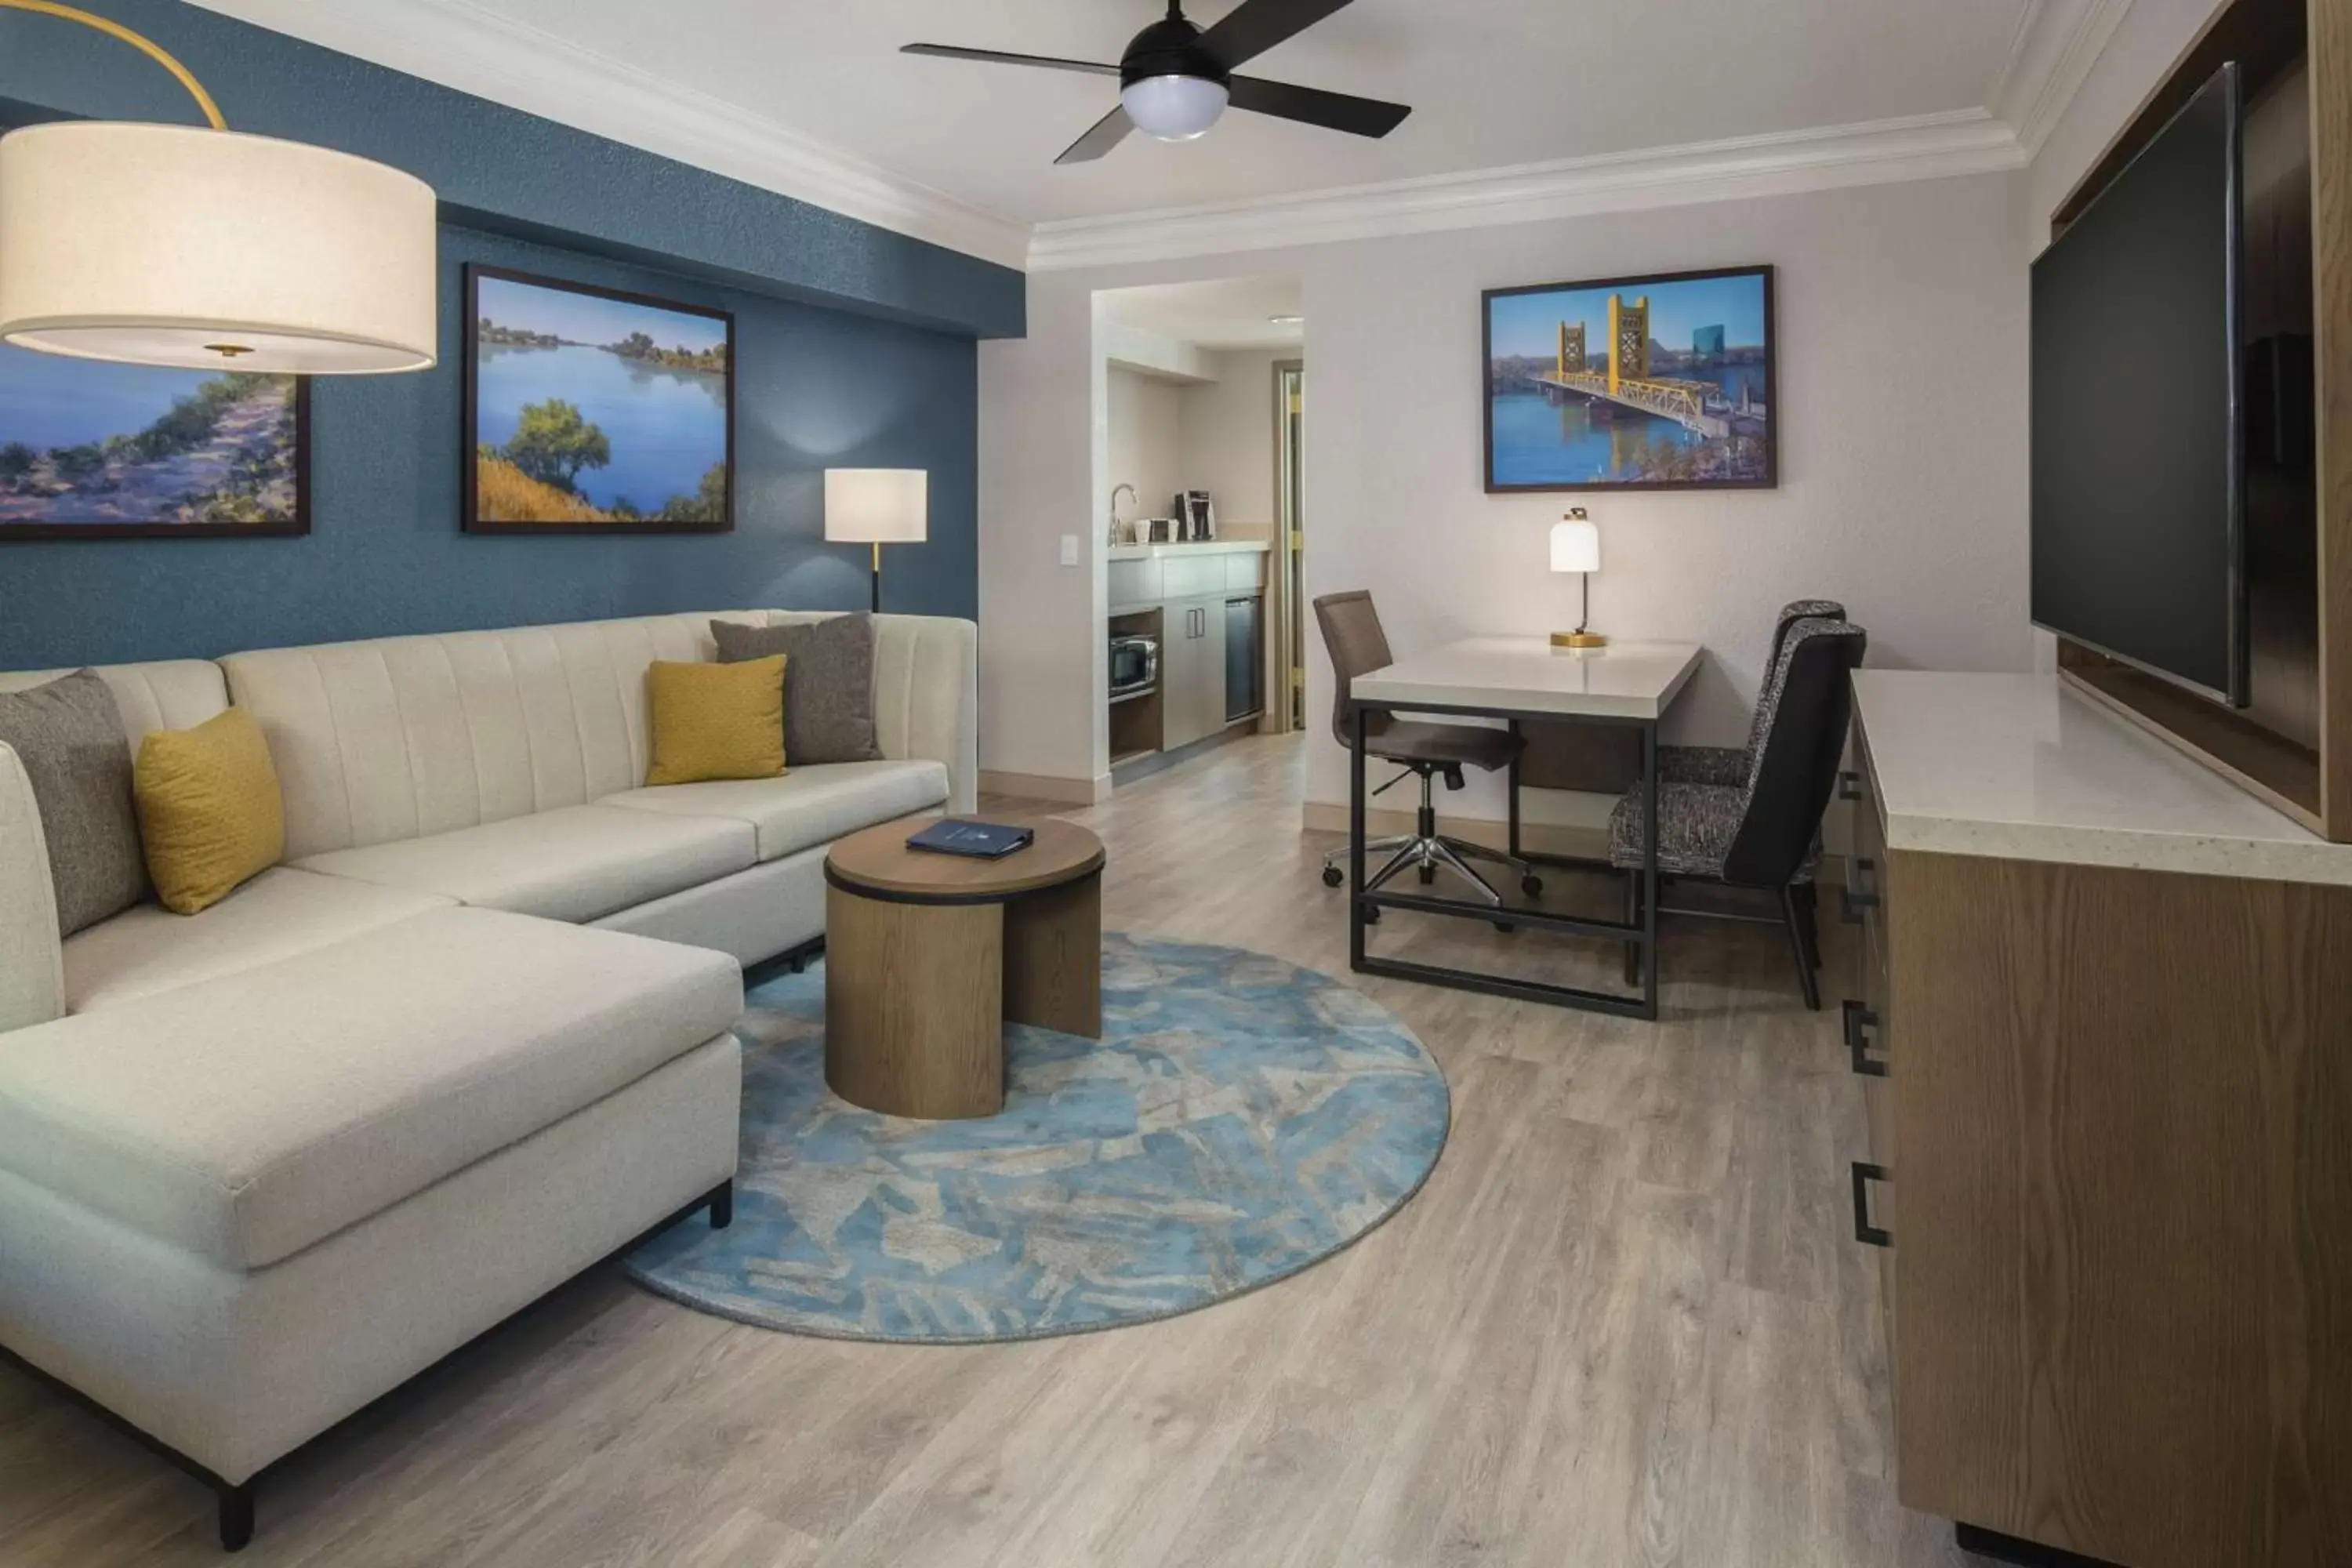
[133,708,286,916]
[647,655,787,786]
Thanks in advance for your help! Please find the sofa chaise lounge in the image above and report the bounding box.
[0,608,976,1549]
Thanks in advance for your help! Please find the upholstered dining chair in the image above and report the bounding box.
[1606,615,1868,1009]
[1657,599,1846,786]
[1312,590,1538,916]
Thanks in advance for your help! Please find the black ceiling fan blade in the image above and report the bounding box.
[1226,74,1410,138]
[901,44,1120,78]
[1196,0,1361,71]
[1055,103,1137,165]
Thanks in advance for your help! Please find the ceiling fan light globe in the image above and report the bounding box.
[1120,73,1229,140]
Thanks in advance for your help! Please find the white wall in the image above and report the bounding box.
[1179,348,1294,530]
[2026,0,2230,258]
[1106,366,1185,522]
[984,169,2033,802]
[978,286,1105,789]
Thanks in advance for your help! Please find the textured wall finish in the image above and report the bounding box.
[0,1,997,668]
[0,228,978,668]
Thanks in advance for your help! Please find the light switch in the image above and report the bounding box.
[1059,534,1080,567]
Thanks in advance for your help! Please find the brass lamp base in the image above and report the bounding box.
[1552,630,1608,648]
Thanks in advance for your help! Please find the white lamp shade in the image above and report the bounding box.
[0,122,437,375]
[1120,74,1229,140]
[1550,517,1600,575]
[825,468,928,543]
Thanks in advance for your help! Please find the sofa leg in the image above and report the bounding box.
[708,1180,734,1230]
[218,1483,255,1552]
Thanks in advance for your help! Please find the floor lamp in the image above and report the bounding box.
[826,469,927,613]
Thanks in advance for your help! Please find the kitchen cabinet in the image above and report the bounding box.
[1161,596,1227,751]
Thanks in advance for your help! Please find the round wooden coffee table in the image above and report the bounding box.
[822,817,1105,1120]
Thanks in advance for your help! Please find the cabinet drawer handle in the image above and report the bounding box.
[1842,1000,1888,1077]
[1841,857,1881,922]
[1851,1161,1892,1248]
[1837,768,1863,802]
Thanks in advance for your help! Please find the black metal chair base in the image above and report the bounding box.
[1619,873,1824,1009]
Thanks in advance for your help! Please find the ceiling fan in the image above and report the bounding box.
[902,0,1410,165]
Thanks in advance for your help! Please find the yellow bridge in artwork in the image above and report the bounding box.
[1532,294,1731,439]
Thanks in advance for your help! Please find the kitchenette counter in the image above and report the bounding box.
[1105,539,1271,561]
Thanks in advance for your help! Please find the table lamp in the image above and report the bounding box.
[1550,508,1605,648]
[826,469,927,612]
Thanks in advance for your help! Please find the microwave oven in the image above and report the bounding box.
[1109,633,1158,699]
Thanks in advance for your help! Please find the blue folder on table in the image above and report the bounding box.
[906,818,1034,858]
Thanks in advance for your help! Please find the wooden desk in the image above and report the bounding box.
[1348,637,1702,1018]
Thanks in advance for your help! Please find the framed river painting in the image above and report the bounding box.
[0,347,307,540]
[1483,264,1777,493]
[463,265,734,534]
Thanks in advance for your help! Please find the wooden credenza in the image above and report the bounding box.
[1846,671,2352,1568]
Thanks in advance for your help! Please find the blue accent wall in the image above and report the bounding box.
[0,1,1018,669]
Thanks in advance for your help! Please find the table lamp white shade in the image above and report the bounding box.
[1549,517,1600,575]
[1548,514,1606,648]
[0,122,439,374]
[823,468,928,543]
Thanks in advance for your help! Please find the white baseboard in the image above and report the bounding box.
[979,769,1112,805]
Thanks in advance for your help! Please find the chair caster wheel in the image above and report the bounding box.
[1362,904,1381,924]
[1520,875,1544,898]
[1493,921,1516,934]
[1322,866,1345,887]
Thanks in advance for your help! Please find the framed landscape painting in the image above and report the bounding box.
[1483,264,1777,492]
[0,347,306,540]
[463,265,734,534]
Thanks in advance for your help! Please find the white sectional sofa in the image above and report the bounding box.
[0,608,976,1550]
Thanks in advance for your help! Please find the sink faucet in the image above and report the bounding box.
[1109,483,1138,543]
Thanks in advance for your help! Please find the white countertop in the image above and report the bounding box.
[1106,539,1272,561]
[1353,637,1704,720]
[1853,670,2352,886]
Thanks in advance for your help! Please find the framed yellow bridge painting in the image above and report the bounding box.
[1483,265,1776,492]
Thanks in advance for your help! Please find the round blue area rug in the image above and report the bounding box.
[623,933,1450,1343]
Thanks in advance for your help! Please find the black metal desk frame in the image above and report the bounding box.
[1348,699,1661,1019]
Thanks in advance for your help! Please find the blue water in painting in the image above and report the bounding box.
[1489,362,1768,487]
[0,348,220,449]
[476,343,726,513]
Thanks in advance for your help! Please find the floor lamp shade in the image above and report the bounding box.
[823,468,929,544]
[0,122,439,374]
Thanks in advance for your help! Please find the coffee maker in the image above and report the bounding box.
[1174,491,1216,542]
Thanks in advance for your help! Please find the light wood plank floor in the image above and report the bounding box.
[0,733,1971,1566]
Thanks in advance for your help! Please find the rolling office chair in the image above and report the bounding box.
[1606,615,1868,1009]
[1314,590,1540,916]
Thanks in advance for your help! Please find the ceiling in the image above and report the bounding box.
[1101,278,1305,350]
[191,0,2125,270]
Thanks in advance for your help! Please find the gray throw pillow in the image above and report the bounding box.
[0,670,148,935]
[710,615,883,765]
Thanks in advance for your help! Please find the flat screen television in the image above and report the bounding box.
[2031,61,2246,706]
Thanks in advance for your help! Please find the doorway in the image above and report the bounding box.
[1276,359,1305,731]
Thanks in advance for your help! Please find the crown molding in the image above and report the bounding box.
[180,0,1031,270]
[1991,0,2136,158]
[188,0,2129,280]
[1026,109,2026,273]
